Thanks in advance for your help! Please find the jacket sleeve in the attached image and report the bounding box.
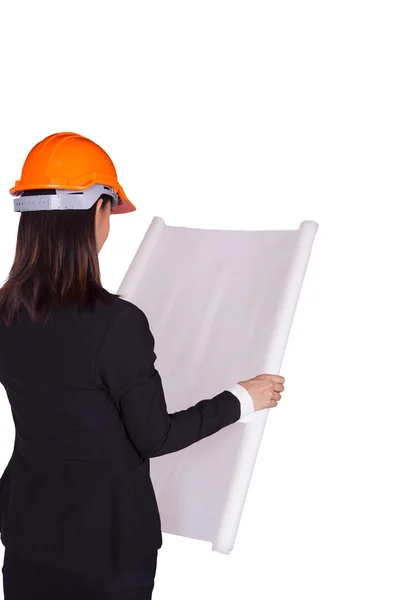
[95,303,241,459]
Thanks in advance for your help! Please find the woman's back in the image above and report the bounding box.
[0,295,163,572]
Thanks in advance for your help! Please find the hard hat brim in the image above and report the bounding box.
[111,183,136,214]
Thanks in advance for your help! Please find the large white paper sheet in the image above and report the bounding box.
[117,217,318,554]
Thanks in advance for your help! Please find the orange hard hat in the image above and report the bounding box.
[9,132,136,215]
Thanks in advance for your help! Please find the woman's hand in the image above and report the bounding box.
[237,373,285,411]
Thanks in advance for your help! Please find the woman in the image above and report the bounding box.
[0,132,285,600]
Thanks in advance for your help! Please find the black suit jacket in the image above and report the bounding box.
[0,295,241,572]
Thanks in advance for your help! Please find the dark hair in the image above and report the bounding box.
[0,191,121,326]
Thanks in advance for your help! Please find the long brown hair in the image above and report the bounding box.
[0,191,120,327]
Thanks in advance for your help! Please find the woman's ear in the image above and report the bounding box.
[95,197,104,214]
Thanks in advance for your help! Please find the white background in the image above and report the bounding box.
[0,1,399,598]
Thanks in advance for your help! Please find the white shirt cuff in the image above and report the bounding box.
[226,383,255,423]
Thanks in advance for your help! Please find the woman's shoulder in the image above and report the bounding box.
[114,295,148,320]
[97,294,150,330]
[95,295,155,362]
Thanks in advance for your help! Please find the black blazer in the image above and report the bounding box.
[0,295,241,572]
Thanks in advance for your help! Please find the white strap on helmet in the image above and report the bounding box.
[13,184,121,212]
